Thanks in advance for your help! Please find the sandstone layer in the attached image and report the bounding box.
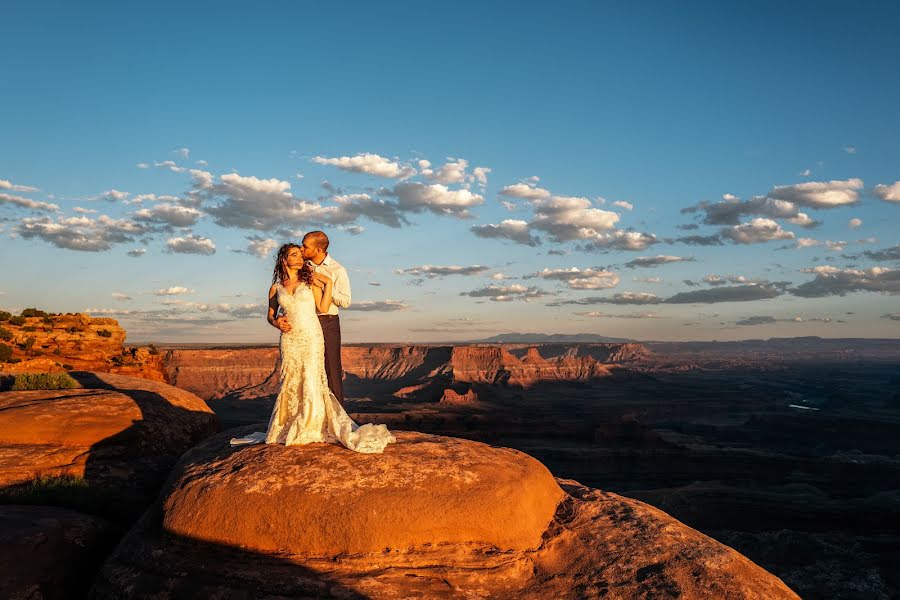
[0,313,165,381]
[91,428,798,599]
[0,505,116,600]
[0,371,219,520]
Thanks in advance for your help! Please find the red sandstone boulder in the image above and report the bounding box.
[0,371,219,521]
[90,429,799,599]
[0,505,116,600]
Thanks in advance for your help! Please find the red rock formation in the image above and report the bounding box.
[440,387,479,405]
[0,371,219,520]
[0,313,165,381]
[90,429,799,599]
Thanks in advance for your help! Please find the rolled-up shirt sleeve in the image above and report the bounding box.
[331,266,352,308]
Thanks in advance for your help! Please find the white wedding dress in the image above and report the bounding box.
[231,282,396,453]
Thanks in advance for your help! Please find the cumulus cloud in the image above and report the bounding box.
[633,276,661,283]
[471,219,541,246]
[0,192,59,212]
[703,274,760,286]
[848,218,863,230]
[768,178,863,208]
[674,234,724,246]
[736,315,833,326]
[722,218,795,244]
[204,173,330,230]
[791,266,900,297]
[154,286,194,296]
[127,248,146,257]
[346,300,409,312]
[0,179,39,193]
[165,234,216,255]
[97,189,130,203]
[396,265,490,278]
[681,194,803,226]
[133,203,202,227]
[625,255,694,268]
[239,235,279,258]
[530,196,619,241]
[460,284,550,302]
[16,215,151,252]
[499,183,551,200]
[388,182,484,219]
[525,267,619,290]
[612,200,633,211]
[579,230,658,252]
[312,153,415,179]
[873,181,900,202]
[420,158,468,184]
[331,193,407,228]
[111,292,132,301]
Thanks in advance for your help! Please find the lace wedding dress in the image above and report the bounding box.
[231,282,396,454]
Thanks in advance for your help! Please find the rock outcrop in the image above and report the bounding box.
[163,342,649,401]
[0,371,219,521]
[0,505,116,600]
[91,429,798,599]
[0,313,165,381]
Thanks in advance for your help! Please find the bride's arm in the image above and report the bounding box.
[267,284,288,331]
[311,279,334,314]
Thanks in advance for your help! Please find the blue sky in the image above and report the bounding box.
[1,1,898,343]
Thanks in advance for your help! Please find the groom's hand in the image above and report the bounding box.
[311,272,332,288]
[274,316,292,333]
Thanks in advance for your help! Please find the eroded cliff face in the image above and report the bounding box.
[162,343,651,401]
[0,313,165,381]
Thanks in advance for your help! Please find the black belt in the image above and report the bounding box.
[317,314,339,319]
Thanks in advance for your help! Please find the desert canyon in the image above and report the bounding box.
[2,311,898,598]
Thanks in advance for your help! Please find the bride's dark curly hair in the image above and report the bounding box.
[272,243,314,286]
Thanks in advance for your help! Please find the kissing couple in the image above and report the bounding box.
[230,230,396,453]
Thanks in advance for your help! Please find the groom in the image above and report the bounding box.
[300,230,351,403]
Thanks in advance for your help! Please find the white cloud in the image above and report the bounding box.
[0,193,59,212]
[165,234,216,255]
[127,248,146,257]
[531,196,620,241]
[346,300,409,312]
[72,206,97,214]
[767,178,863,208]
[244,236,279,259]
[16,215,151,252]
[843,146,857,154]
[499,183,551,200]
[312,153,415,179]
[461,284,551,302]
[793,265,900,297]
[472,167,491,186]
[612,200,634,211]
[133,203,202,227]
[873,181,900,202]
[633,276,662,283]
[397,265,490,278]
[176,147,190,159]
[0,179,39,193]
[526,267,620,290]
[575,311,663,319]
[420,158,468,184]
[98,189,130,202]
[722,218,795,244]
[799,169,811,177]
[848,218,862,229]
[796,237,819,248]
[112,292,132,301]
[625,255,693,268]
[787,212,819,228]
[390,182,484,218]
[155,286,194,296]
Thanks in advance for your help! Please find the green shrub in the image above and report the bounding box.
[110,355,124,366]
[20,308,48,318]
[9,316,26,326]
[0,311,10,321]
[22,325,37,332]
[97,329,112,338]
[147,344,159,355]
[0,343,12,362]
[10,372,79,391]
[0,327,11,341]
[53,348,62,355]
[22,337,36,353]
[42,317,53,326]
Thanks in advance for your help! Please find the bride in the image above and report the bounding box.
[231,243,395,453]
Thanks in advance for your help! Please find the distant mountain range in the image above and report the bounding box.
[465,332,635,344]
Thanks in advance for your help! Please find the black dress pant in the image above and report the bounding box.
[318,314,343,404]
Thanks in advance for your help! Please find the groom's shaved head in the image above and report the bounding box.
[304,231,329,251]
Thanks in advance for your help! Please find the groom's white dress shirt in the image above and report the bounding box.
[310,254,351,316]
